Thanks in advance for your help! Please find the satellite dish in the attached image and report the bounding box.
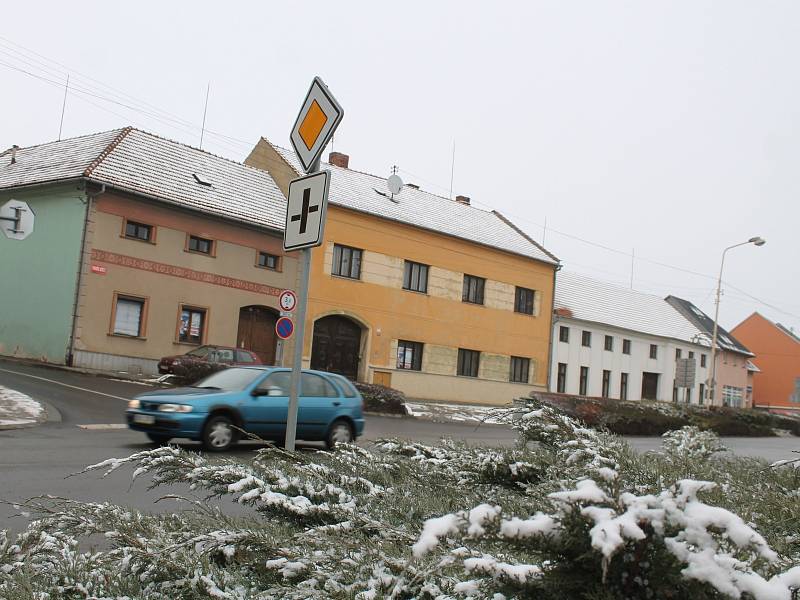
[387,173,403,196]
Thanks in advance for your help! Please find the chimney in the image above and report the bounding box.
[455,195,470,205]
[407,183,419,189]
[328,151,349,169]
[10,145,19,165]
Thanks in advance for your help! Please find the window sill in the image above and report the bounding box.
[461,300,486,307]
[108,333,147,341]
[184,249,215,258]
[513,311,535,317]
[174,340,203,347]
[331,274,363,282]
[402,288,429,296]
[120,234,156,245]
[255,264,282,273]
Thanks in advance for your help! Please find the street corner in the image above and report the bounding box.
[0,384,47,430]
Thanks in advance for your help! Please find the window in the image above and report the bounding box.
[602,370,611,398]
[236,350,256,363]
[559,326,569,343]
[403,261,429,293]
[676,349,682,359]
[622,339,631,355]
[332,244,362,279]
[397,340,423,371]
[256,371,291,395]
[301,373,338,397]
[649,344,658,359]
[514,287,535,315]
[688,351,694,359]
[257,251,280,270]
[701,354,707,368]
[620,372,628,400]
[722,385,743,408]
[332,374,358,398]
[111,294,146,337]
[124,220,153,242]
[557,363,567,393]
[462,274,485,305]
[579,366,589,396]
[699,383,705,405]
[510,356,530,383]
[604,335,613,351]
[686,388,692,404]
[178,306,207,344]
[212,348,235,363]
[582,331,592,347]
[673,381,678,402]
[187,235,213,255]
[457,348,480,377]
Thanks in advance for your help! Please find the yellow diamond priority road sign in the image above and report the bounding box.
[290,77,344,174]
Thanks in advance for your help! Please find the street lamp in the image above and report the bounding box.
[708,236,766,405]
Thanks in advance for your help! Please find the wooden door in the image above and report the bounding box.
[641,372,659,401]
[237,306,278,365]
[310,315,361,380]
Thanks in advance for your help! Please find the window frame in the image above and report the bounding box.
[396,340,424,371]
[649,344,658,359]
[331,243,363,280]
[457,348,480,377]
[602,369,611,398]
[514,286,535,315]
[175,304,209,345]
[604,335,613,351]
[255,250,281,271]
[462,274,486,305]
[121,218,155,244]
[622,339,631,355]
[581,331,592,347]
[620,372,629,400]
[108,292,149,339]
[579,366,589,396]
[701,354,707,368]
[402,260,429,294]
[557,362,567,393]
[185,234,216,257]
[676,348,682,360]
[559,326,569,343]
[509,356,530,384]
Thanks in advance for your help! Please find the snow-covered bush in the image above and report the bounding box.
[662,425,727,462]
[1,401,799,599]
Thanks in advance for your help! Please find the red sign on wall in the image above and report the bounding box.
[91,264,107,275]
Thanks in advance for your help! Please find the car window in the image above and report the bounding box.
[236,350,256,363]
[301,373,338,398]
[331,374,358,398]
[256,371,291,395]
[215,348,234,363]
[192,367,264,391]
[186,346,211,358]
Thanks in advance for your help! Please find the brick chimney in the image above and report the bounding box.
[328,151,349,169]
[455,195,470,205]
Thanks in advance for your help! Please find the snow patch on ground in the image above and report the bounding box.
[0,385,44,427]
[405,401,513,424]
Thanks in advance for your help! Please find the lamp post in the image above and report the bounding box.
[708,236,765,405]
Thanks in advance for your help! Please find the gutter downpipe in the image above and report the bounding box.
[66,181,104,366]
[545,263,562,393]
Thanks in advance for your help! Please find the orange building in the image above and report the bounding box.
[732,312,800,413]
[246,140,559,405]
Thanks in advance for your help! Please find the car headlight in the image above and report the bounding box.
[128,399,141,409]
[157,403,193,413]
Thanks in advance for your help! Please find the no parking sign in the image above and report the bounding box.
[275,316,294,340]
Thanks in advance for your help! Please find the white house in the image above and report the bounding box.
[550,272,713,403]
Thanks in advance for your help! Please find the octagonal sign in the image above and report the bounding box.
[1,199,34,240]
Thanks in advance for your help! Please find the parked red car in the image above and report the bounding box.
[157,345,262,375]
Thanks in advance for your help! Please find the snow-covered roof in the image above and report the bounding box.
[0,128,286,232]
[555,271,706,344]
[666,296,753,356]
[270,142,558,265]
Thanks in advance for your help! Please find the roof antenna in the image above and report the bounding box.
[449,140,456,199]
[387,165,403,202]
[58,74,69,141]
[199,81,211,149]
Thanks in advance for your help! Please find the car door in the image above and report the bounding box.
[240,370,291,437]
[295,373,340,440]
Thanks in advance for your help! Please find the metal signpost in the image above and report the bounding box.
[283,76,344,451]
[675,358,697,404]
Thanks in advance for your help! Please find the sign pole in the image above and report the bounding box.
[285,158,319,452]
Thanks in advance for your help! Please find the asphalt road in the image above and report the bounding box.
[1,359,798,534]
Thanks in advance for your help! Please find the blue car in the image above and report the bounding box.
[127,367,365,451]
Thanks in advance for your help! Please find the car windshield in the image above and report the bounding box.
[186,346,211,358]
[191,368,264,391]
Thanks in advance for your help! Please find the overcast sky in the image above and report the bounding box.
[3,1,798,333]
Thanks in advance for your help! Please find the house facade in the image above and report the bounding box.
[551,273,714,403]
[246,140,560,405]
[0,128,296,375]
[732,312,800,413]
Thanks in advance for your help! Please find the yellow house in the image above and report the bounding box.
[246,140,559,405]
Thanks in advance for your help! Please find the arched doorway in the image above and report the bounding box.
[310,315,362,380]
[237,306,278,364]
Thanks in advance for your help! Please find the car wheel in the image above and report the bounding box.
[325,419,354,450]
[202,415,237,452]
[146,433,171,445]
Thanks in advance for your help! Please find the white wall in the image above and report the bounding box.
[549,317,710,403]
